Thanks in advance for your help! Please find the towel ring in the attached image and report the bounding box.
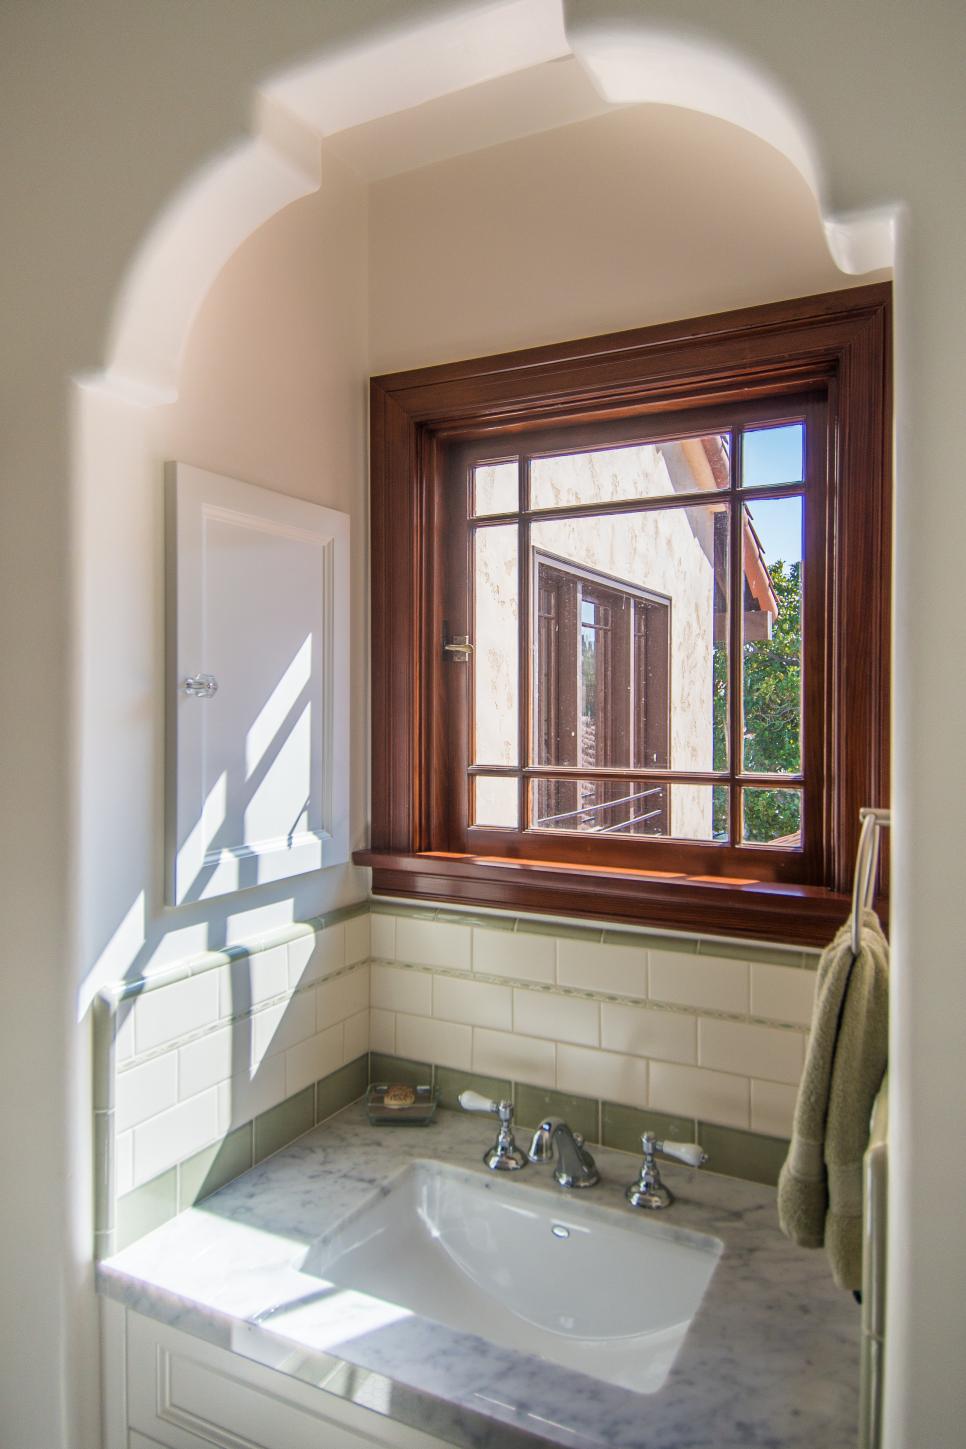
[850,808,891,956]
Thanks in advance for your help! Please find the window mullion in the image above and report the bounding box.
[517,457,531,832]
[728,439,743,847]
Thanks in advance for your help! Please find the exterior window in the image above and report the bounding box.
[360,285,891,945]
[455,402,817,874]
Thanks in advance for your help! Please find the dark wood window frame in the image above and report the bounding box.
[356,284,891,946]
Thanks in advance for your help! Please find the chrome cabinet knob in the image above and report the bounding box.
[183,673,219,698]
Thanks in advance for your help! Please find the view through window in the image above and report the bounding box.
[461,410,811,863]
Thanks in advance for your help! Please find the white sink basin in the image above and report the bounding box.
[299,1160,722,1394]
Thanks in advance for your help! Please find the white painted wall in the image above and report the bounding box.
[368,101,874,374]
[75,147,369,999]
[1,4,965,1449]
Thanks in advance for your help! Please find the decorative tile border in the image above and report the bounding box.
[371,1053,788,1189]
[369,898,821,970]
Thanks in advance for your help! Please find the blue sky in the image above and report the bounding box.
[742,425,803,564]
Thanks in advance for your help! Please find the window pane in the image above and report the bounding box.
[530,779,725,842]
[531,505,728,774]
[530,433,730,510]
[741,423,804,489]
[741,497,803,774]
[742,787,802,846]
[473,775,518,828]
[473,462,518,516]
[474,525,518,765]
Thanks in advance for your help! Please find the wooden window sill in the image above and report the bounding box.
[353,849,864,947]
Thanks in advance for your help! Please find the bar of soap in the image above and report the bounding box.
[383,1083,416,1109]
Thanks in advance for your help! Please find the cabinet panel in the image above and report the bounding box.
[167,464,349,903]
[126,1312,454,1449]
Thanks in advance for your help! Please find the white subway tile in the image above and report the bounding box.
[250,989,317,1068]
[288,924,345,989]
[649,951,749,1014]
[395,917,471,972]
[133,972,221,1055]
[513,989,599,1046]
[343,1009,370,1063]
[178,1024,237,1098]
[472,1028,555,1088]
[600,1002,696,1065]
[218,1056,286,1133]
[750,963,816,1027]
[220,947,288,1018]
[473,928,555,984]
[116,1053,179,1132]
[345,913,371,966]
[286,1024,343,1097]
[649,1061,749,1129]
[317,964,370,1029]
[434,975,513,1031]
[132,1088,220,1186]
[370,914,396,961]
[370,963,432,1015]
[115,1129,134,1197]
[557,939,647,998]
[699,1018,804,1085]
[369,1008,396,1055]
[751,1079,798,1137]
[396,1015,472,1071]
[556,1044,648,1107]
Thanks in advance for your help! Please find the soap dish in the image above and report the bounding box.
[366,1083,438,1126]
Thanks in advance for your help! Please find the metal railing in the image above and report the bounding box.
[535,785,665,832]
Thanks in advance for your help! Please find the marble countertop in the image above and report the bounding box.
[98,1103,859,1449]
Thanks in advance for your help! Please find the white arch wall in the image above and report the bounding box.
[2,3,966,1449]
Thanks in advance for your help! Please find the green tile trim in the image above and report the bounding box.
[311,901,371,931]
[516,919,604,943]
[698,1122,789,1186]
[94,1229,115,1262]
[98,905,369,1003]
[369,1052,434,1088]
[254,1087,316,1164]
[371,902,440,921]
[91,996,115,1113]
[116,1169,178,1253]
[93,1112,115,1234]
[602,929,697,955]
[453,913,516,932]
[514,1085,599,1144]
[601,1102,697,1156]
[696,936,804,967]
[178,1125,253,1210]
[435,1066,510,1113]
[316,1056,369,1123]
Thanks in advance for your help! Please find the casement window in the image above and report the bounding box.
[358,285,891,945]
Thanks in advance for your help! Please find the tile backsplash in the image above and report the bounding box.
[92,898,819,1256]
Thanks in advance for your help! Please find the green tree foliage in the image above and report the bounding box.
[712,561,802,842]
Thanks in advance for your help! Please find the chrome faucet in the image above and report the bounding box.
[527,1118,600,1189]
[458,1090,527,1171]
[626,1131,708,1209]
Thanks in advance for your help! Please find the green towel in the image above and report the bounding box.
[777,909,889,1291]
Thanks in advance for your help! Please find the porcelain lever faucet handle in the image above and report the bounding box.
[458,1090,527,1172]
[626,1132,707,1210]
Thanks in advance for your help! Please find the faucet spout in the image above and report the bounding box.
[527,1117,599,1189]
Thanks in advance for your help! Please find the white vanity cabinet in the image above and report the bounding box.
[103,1303,455,1449]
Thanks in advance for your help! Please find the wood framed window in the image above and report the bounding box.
[357,285,891,945]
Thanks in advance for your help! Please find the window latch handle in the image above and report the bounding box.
[443,634,474,662]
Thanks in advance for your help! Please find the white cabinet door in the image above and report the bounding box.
[126,1312,456,1449]
[167,464,348,904]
